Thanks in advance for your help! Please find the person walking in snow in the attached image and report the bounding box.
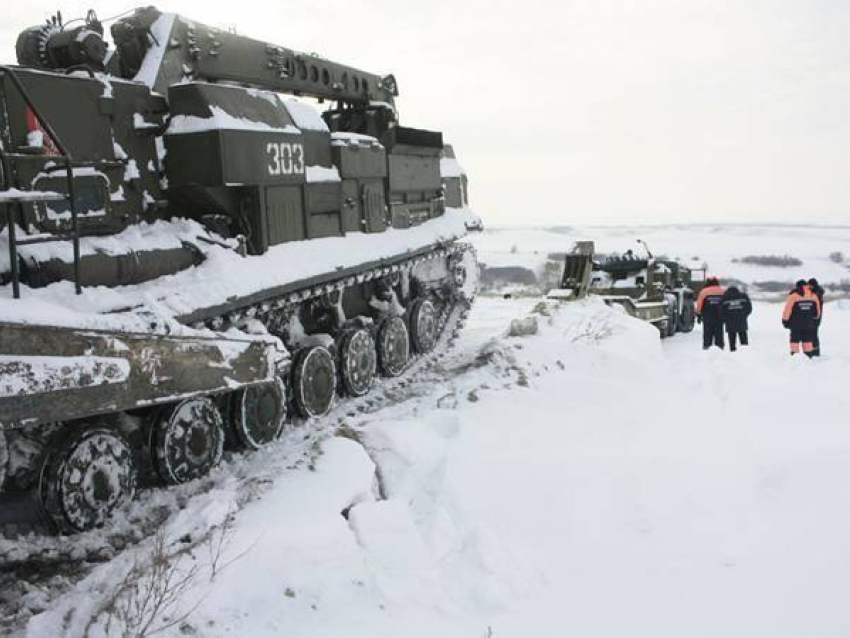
[808,277,825,356]
[696,276,726,349]
[721,286,752,352]
[782,279,821,357]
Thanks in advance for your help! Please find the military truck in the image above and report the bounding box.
[0,7,478,533]
[549,241,706,337]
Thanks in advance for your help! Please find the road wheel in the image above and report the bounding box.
[339,328,377,397]
[40,426,136,533]
[293,346,337,418]
[152,397,224,485]
[377,316,410,377]
[409,298,439,354]
[678,298,696,333]
[229,379,288,450]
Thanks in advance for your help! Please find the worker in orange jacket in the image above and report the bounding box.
[782,279,821,357]
[696,276,726,349]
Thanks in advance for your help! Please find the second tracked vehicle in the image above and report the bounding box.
[0,7,479,533]
[549,241,706,337]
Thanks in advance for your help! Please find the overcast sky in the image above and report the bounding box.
[1,0,849,227]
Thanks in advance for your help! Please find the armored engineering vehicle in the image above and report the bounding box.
[549,241,705,337]
[0,7,479,533]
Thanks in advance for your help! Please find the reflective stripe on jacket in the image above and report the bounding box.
[721,293,752,332]
[782,286,821,329]
[696,284,726,320]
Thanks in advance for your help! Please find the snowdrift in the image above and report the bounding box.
[12,297,850,638]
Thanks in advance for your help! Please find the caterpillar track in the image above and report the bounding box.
[1,241,477,534]
[0,244,478,634]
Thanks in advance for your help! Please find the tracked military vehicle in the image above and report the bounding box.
[549,241,705,337]
[0,7,479,533]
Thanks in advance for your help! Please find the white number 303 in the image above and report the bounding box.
[267,142,305,176]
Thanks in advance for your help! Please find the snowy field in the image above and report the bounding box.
[473,224,850,296]
[14,289,850,637]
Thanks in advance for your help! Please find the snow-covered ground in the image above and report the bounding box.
[473,225,850,295]
[16,292,850,638]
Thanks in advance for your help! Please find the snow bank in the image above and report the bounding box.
[20,292,850,637]
[450,297,850,638]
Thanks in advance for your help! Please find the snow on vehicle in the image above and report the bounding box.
[548,240,705,337]
[0,7,479,533]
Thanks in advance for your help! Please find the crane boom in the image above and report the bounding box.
[17,6,398,106]
[110,7,398,106]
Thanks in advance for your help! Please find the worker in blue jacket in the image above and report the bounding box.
[721,286,752,352]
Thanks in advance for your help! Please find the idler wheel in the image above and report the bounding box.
[230,378,288,450]
[293,346,337,418]
[377,316,410,377]
[339,328,377,397]
[40,426,136,533]
[152,397,224,485]
[409,298,439,354]
[0,429,7,492]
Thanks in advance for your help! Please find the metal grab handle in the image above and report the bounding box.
[0,66,81,296]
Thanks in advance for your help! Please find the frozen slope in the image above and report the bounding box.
[20,297,850,637]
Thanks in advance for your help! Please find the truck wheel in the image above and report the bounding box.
[0,429,7,492]
[40,426,136,533]
[377,316,410,377]
[409,298,439,353]
[230,378,288,450]
[152,398,224,485]
[666,304,678,337]
[339,328,377,397]
[293,346,337,418]
[678,299,696,333]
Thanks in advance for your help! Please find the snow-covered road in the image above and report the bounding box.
[20,296,850,638]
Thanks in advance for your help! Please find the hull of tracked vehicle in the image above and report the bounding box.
[0,6,481,534]
[0,68,469,288]
[0,229,478,534]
